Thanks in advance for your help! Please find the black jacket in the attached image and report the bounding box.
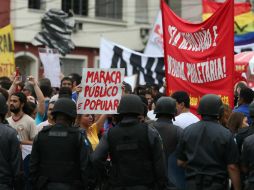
[92,118,168,189]
[29,124,90,190]
[0,123,23,189]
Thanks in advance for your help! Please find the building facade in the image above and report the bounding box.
[0,0,205,79]
[9,0,160,78]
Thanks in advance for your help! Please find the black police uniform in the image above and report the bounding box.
[92,118,168,190]
[150,119,184,189]
[0,123,23,190]
[236,101,254,152]
[151,96,183,159]
[176,118,239,190]
[236,124,254,152]
[29,124,90,190]
[241,133,254,189]
[152,119,182,162]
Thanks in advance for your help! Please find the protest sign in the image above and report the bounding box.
[0,25,15,77]
[161,0,234,111]
[38,48,61,87]
[77,68,125,114]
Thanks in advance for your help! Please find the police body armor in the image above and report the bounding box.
[107,122,155,187]
[37,125,82,185]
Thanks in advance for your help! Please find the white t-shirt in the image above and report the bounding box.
[173,112,199,129]
[7,114,37,141]
[36,120,52,132]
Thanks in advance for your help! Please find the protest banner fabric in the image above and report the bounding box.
[202,0,254,53]
[77,68,124,114]
[161,0,234,111]
[0,25,15,77]
[100,38,165,87]
[234,52,254,82]
[144,10,164,56]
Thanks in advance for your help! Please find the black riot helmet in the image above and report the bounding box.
[249,102,254,118]
[197,94,223,117]
[117,94,144,115]
[154,96,177,117]
[0,94,8,115]
[51,98,77,118]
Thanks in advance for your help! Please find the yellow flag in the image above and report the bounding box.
[0,25,15,77]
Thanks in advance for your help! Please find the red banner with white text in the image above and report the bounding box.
[161,0,234,113]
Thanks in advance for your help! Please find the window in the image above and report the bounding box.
[62,0,88,16]
[94,56,100,68]
[28,0,45,10]
[135,0,148,23]
[96,0,123,20]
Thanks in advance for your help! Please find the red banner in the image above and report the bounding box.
[161,0,234,112]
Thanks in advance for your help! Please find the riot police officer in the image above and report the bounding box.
[0,94,23,190]
[176,94,241,190]
[152,96,184,190]
[92,94,168,190]
[29,98,90,190]
[241,102,254,190]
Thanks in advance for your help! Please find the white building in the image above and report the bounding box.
[8,0,203,78]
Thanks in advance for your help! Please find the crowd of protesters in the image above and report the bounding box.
[1,71,254,190]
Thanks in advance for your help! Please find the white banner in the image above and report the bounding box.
[100,38,165,87]
[144,10,164,56]
[77,68,124,114]
[38,48,61,87]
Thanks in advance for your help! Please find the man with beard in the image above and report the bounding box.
[7,92,37,145]
[0,94,24,190]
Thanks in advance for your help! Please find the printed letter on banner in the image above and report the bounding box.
[161,0,234,112]
[77,68,125,114]
[0,25,15,77]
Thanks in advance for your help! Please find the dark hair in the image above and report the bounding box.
[219,104,232,128]
[139,95,148,106]
[11,92,31,114]
[0,87,9,101]
[240,87,254,104]
[40,85,53,98]
[234,81,247,96]
[68,73,81,86]
[152,84,160,92]
[145,87,152,95]
[153,94,162,105]
[227,112,245,133]
[171,91,190,108]
[139,95,148,116]
[12,92,27,104]
[0,76,12,90]
[59,87,72,99]
[39,78,51,87]
[123,81,132,94]
[134,85,146,96]
[26,102,37,117]
[61,77,73,86]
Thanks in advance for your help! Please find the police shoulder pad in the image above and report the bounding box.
[67,126,80,133]
[40,125,52,132]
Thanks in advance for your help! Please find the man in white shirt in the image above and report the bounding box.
[171,91,199,129]
[7,92,37,145]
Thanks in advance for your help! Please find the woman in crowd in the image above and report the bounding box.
[219,104,232,128]
[75,114,107,151]
[227,112,248,135]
